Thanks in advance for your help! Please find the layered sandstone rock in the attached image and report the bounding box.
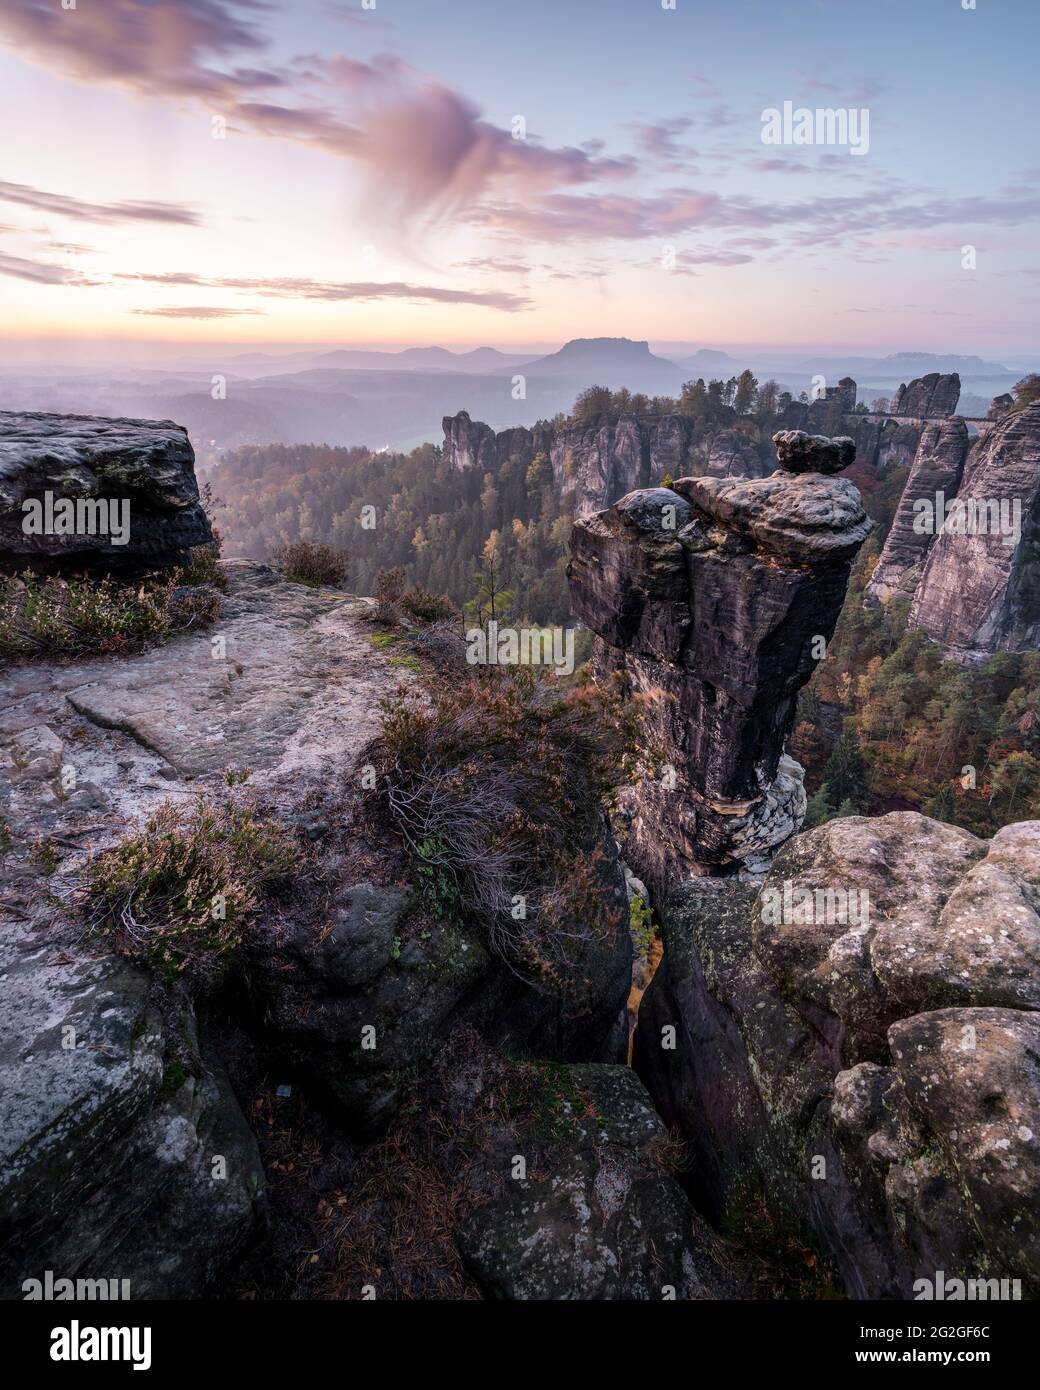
[634,813,1040,1298]
[907,401,1040,662]
[442,409,771,518]
[866,417,971,604]
[0,555,634,1294]
[890,373,962,419]
[890,372,961,418]
[568,434,871,893]
[0,412,212,573]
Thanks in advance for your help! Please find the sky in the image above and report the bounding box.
[0,0,1038,357]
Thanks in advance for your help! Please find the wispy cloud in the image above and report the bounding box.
[0,1,633,234]
[0,0,279,100]
[0,250,106,285]
[0,178,202,226]
[131,305,266,318]
[471,183,1040,247]
[117,270,532,312]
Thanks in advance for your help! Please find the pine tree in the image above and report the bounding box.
[821,730,870,812]
[925,783,956,822]
[804,782,834,828]
[733,368,758,415]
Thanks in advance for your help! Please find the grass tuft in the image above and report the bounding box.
[80,795,299,987]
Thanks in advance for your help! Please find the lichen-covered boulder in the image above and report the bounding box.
[635,812,1040,1299]
[0,411,212,573]
[458,1066,722,1300]
[0,938,264,1298]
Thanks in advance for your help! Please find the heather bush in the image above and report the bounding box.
[373,566,455,626]
[274,540,351,588]
[0,571,219,661]
[81,795,299,987]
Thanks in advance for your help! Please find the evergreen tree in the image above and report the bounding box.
[733,368,758,415]
[925,783,956,822]
[572,385,613,421]
[804,783,834,828]
[821,730,870,811]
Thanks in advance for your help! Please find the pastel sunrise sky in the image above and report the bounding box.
[1,0,1037,353]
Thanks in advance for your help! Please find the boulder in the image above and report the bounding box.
[635,812,1040,1298]
[772,430,856,475]
[0,411,212,574]
[458,1066,723,1300]
[0,937,264,1298]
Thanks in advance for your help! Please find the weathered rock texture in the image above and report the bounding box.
[0,952,264,1298]
[1,557,633,1295]
[568,438,871,894]
[443,409,771,518]
[890,372,961,419]
[635,812,1040,1299]
[458,1065,724,1299]
[907,402,1040,662]
[0,411,212,573]
[866,417,972,604]
[445,376,963,525]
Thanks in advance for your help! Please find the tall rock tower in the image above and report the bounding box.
[568,431,872,897]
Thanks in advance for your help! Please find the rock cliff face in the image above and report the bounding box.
[634,813,1040,1298]
[866,417,972,604]
[443,409,771,518]
[906,402,1040,662]
[568,433,871,896]
[0,412,212,573]
[443,376,965,527]
[890,372,961,418]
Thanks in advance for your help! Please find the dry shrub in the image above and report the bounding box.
[376,667,640,985]
[81,795,299,987]
[177,542,229,593]
[275,540,351,588]
[0,571,220,661]
[373,566,455,626]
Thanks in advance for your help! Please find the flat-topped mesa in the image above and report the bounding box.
[0,411,212,574]
[568,431,872,896]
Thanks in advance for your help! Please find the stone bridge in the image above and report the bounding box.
[858,412,995,436]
